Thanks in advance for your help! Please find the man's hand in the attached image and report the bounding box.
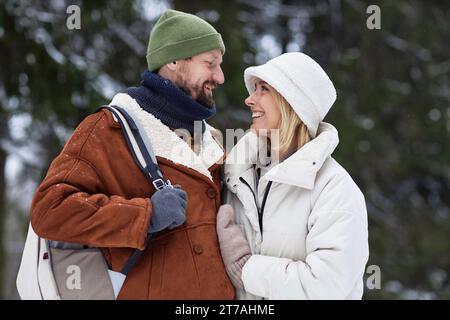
[148,185,187,234]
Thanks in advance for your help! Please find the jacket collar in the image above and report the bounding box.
[109,93,224,181]
[226,122,339,190]
[263,122,339,189]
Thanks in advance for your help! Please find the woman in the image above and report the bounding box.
[216,52,369,300]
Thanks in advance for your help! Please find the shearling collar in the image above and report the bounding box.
[109,93,224,181]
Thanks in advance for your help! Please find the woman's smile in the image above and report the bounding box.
[251,111,265,120]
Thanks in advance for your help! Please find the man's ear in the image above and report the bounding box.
[166,61,177,71]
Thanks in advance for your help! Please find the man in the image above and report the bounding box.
[30,9,235,299]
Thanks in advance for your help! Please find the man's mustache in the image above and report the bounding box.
[203,81,219,90]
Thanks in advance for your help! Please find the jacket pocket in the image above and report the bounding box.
[187,224,236,300]
[148,238,165,299]
[152,231,201,299]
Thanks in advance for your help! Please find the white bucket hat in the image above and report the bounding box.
[244,52,336,138]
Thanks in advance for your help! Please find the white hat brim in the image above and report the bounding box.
[244,63,320,138]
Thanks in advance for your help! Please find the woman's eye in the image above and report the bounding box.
[261,85,269,92]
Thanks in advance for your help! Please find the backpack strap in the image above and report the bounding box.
[100,105,171,276]
[103,105,171,190]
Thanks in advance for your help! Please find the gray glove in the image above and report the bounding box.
[148,185,187,234]
[216,204,252,290]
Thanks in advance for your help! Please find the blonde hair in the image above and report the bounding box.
[272,90,310,160]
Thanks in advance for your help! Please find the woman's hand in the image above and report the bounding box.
[216,204,251,290]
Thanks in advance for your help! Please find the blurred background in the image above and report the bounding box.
[0,0,449,299]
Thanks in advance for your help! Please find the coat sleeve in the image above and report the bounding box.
[241,174,369,299]
[30,111,152,250]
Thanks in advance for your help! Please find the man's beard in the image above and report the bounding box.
[178,80,217,108]
[195,81,216,108]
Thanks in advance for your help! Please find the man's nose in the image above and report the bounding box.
[213,66,225,85]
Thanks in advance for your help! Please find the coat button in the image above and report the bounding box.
[206,188,216,198]
[193,244,203,254]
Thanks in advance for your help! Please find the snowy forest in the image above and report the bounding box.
[1,0,449,299]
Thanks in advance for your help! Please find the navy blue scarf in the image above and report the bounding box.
[127,71,216,133]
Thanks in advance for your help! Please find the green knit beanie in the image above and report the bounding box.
[146,9,226,71]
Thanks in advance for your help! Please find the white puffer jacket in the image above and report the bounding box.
[224,123,369,300]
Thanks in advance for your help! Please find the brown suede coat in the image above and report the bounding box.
[30,93,235,299]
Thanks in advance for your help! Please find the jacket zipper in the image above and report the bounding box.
[239,177,273,238]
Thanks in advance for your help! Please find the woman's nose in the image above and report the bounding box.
[245,94,255,108]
